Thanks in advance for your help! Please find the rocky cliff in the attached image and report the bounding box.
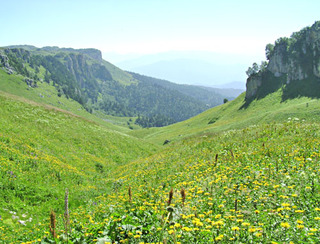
[246,21,320,99]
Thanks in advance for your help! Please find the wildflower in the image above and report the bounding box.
[215,234,224,241]
[281,203,290,207]
[174,223,181,228]
[297,225,304,229]
[232,226,240,231]
[248,227,256,233]
[280,222,290,228]
[242,222,250,227]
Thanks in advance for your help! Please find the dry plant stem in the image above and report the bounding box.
[64,188,70,237]
[168,188,173,206]
[128,186,132,203]
[50,210,56,239]
[180,188,186,206]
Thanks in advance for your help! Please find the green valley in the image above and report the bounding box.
[1,20,320,244]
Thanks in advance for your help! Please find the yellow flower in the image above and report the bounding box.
[310,228,317,232]
[297,224,304,229]
[255,232,262,237]
[297,220,304,224]
[168,230,174,235]
[215,234,224,241]
[241,222,250,227]
[248,227,256,233]
[232,226,240,231]
[281,203,290,207]
[280,222,290,228]
[174,223,181,228]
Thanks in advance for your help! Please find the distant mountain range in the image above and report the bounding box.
[104,50,254,90]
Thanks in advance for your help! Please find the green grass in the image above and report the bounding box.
[3,118,320,243]
[0,69,137,134]
[130,88,320,145]
[0,92,157,242]
[101,60,138,85]
[2,67,320,242]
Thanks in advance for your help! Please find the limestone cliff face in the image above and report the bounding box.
[63,52,112,86]
[245,75,262,99]
[267,42,289,77]
[246,21,320,99]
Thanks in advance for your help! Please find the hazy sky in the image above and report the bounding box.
[2,0,320,62]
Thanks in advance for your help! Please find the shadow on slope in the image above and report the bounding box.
[281,77,320,101]
[240,71,285,109]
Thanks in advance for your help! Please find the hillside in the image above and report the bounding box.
[2,100,320,243]
[128,72,241,107]
[0,46,232,128]
[129,89,320,145]
[0,91,157,242]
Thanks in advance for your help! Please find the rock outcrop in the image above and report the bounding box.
[24,78,37,88]
[246,21,320,99]
[245,75,262,99]
[0,51,14,74]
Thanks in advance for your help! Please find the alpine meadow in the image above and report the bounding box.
[2,18,320,244]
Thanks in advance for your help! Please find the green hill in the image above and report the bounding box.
[129,88,320,145]
[0,46,224,127]
[0,91,157,242]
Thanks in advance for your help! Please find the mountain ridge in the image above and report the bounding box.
[0,45,235,127]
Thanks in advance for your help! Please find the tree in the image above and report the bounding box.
[246,62,259,77]
[265,43,274,60]
[223,98,228,104]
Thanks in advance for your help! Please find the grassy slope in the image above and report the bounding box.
[2,61,320,242]
[102,60,138,85]
[130,88,320,145]
[0,69,137,133]
[5,119,320,243]
[0,91,158,241]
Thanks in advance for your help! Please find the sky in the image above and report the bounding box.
[2,0,320,83]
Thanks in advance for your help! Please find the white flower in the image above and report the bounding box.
[18,220,26,226]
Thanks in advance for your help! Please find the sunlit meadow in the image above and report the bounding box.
[1,104,320,243]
